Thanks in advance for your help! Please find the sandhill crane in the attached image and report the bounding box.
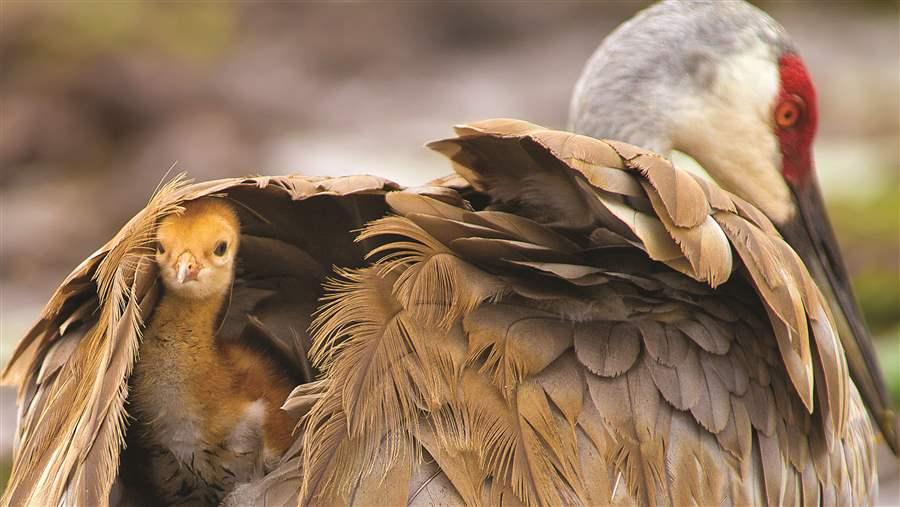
[294,1,894,504]
[1,1,893,506]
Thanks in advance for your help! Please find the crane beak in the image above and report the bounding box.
[174,252,200,284]
[781,173,898,452]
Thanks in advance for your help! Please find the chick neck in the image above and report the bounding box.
[151,283,230,346]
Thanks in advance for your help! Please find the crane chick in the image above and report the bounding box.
[129,198,295,506]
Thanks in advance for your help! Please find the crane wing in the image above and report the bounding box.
[1,120,879,506]
[0,174,402,506]
[301,120,876,506]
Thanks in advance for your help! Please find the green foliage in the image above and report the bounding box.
[854,272,900,336]
[7,2,236,80]
[829,183,900,335]
[0,456,8,498]
[875,330,900,406]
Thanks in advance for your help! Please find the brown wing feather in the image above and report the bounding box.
[3,177,188,507]
[2,174,400,507]
[302,120,876,506]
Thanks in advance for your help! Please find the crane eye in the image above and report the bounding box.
[214,241,228,257]
[775,96,803,128]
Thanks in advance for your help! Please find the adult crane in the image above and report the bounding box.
[296,1,895,505]
[1,1,894,506]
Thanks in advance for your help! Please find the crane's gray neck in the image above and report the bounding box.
[568,0,791,154]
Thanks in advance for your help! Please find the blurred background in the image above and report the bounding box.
[0,0,897,500]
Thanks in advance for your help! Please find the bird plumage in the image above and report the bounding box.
[296,120,877,506]
[0,175,403,506]
[2,1,894,505]
[570,0,897,457]
[3,126,881,507]
[571,0,794,223]
[0,178,184,507]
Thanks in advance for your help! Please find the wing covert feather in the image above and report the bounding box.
[301,120,875,506]
[2,174,400,507]
[6,120,878,507]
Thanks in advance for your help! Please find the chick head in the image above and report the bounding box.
[155,197,240,300]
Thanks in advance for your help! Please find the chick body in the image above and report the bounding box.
[128,199,294,506]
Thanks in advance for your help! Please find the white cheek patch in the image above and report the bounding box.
[711,42,780,124]
[671,41,795,225]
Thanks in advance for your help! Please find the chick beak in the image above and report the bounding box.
[174,252,201,284]
[780,171,898,453]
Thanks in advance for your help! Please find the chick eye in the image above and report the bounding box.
[214,241,228,257]
[775,96,803,129]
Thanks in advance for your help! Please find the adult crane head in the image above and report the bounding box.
[569,0,896,451]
